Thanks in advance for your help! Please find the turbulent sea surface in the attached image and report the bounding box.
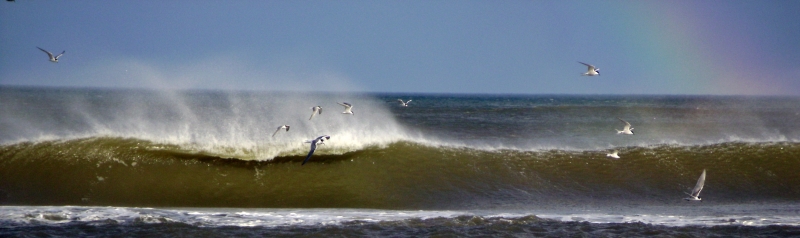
[2,86,800,237]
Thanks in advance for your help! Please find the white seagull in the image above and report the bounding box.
[337,102,354,115]
[579,62,599,76]
[37,47,65,63]
[397,99,412,107]
[616,118,634,135]
[271,125,290,137]
[302,135,331,165]
[606,150,620,159]
[684,169,706,201]
[309,106,322,120]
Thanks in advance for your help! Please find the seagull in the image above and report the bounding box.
[271,125,290,137]
[397,99,412,107]
[302,135,331,165]
[579,62,599,76]
[684,169,706,201]
[606,150,620,159]
[337,102,354,114]
[309,106,322,120]
[37,47,65,63]
[616,118,634,135]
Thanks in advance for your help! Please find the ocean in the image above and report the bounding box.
[1,86,800,237]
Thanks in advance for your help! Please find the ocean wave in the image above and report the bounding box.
[2,138,799,209]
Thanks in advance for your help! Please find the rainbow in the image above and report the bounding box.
[616,2,791,95]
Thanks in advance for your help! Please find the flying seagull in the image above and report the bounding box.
[616,118,634,135]
[302,135,331,165]
[397,99,412,107]
[606,150,620,159]
[309,106,322,120]
[272,125,290,137]
[337,102,354,114]
[579,62,599,76]
[37,47,65,63]
[684,169,706,201]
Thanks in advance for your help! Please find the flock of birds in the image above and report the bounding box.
[580,62,705,201]
[602,114,706,200]
[35,48,706,201]
[604,115,706,201]
[271,99,411,166]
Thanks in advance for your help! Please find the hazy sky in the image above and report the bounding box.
[2,1,799,95]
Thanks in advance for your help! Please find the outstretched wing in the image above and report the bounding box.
[309,108,318,120]
[302,141,318,165]
[617,118,631,130]
[54,51,65,59]
[691,169,706,197]
[579,61,595,70]
[37,47,54,58]
[272,127,282,137]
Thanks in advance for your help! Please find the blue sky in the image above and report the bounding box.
[1,0,799,95]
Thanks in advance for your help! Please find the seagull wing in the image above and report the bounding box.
[691,169,706,197]
[309,107,318,120]
[54,51,65,59]
[618,118,631,130]
[338,102,352,110]
[579,62,595,70]
[37,47,54,59]
[272,127,282,137]
[302,141,318,165]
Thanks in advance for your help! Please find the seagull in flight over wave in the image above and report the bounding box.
[338,102,354,114]
[397,99,412,107]
[616,118,634,135]
[684,169,706,201]
[272,125,290,137]
[579,62,599,76]
[302,135,330,165]
[606,150,620,159]
[37,47,65,63]
[309,106,322,120]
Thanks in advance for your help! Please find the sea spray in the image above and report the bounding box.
[0,88,412,160]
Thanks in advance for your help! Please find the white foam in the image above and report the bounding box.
[2,206,798,228]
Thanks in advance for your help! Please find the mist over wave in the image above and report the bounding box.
[3,88,800,160]
[0,87,416,160]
